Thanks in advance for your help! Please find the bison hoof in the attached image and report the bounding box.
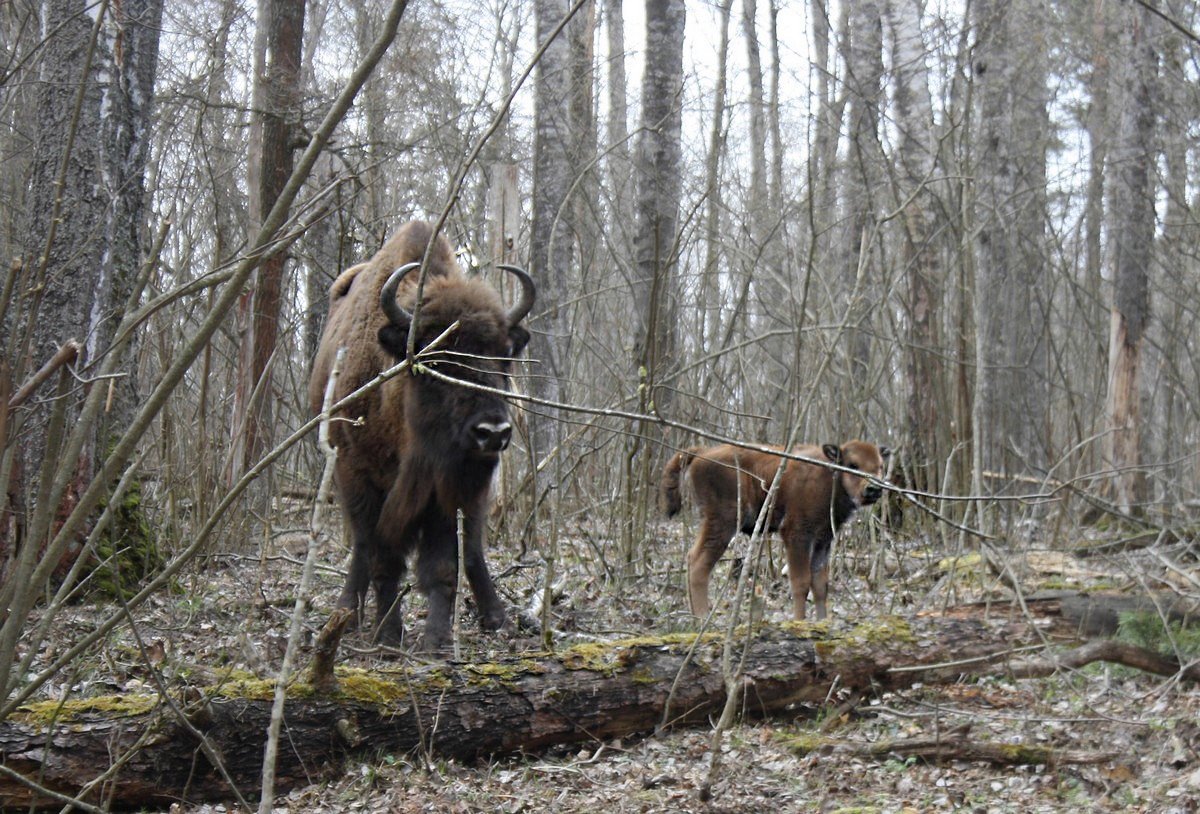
[372,621,406,648]
[479,607,507,634]
[415,630,451,656]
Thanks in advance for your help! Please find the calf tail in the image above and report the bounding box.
[660,447,700,517]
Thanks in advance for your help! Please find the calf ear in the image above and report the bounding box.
[508,325,531,357]
[822,443,842,463]
[880,445,892,459]
[377,324,409,360]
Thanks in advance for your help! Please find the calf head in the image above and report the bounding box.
[821,440,890,507]
[378,263,534,466]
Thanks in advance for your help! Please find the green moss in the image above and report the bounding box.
[811,617,915,660]
[992,742,1054,764]
[558,641,640,674]
[333,669,417,708]
[556,631,723,674]
[218,675,316,702]
[779,619,833,639]
[94,482,165,600]
[16,693,159,723]
[463,660,545,688]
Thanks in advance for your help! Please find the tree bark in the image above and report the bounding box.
[528,0,578,477]
[1104,0,1156,514]
[229,0,307,481]
[2,610,1194,810]
[971,0,1051,483]
[886,0,943,496]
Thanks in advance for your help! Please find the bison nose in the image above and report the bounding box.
[471,421,512,453]
[863,483,883,504]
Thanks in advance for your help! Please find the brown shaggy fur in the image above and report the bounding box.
[309,220,533,652]
[661,441,889,620]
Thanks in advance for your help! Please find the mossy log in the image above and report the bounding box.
[0,612,1189,810]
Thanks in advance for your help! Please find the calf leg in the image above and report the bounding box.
[810,563,829,621]
[783,531,814,620]
[687,514,735,617]
[809,537,834,620]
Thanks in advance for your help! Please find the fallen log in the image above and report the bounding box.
[785,723,1122,767]
[0,613,1191,810]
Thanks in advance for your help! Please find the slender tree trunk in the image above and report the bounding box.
[529,0,577,477]
[699,0,732,367]
[624,0,685,561]
[1104,0,1157,514]
[971,0,1051,486]
[91,0,164,449]
[229,0,306,481]
[886,0,941,493]
[839,0,884,415]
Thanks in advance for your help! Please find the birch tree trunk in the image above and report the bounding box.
[885,0,942,493]
[1104,0,1157,514]
[623,0,684,560]
[3,0,162,578]
[839,0,884,416]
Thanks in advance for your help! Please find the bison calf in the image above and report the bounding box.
[661,441,889,621]
[309,220,534,652]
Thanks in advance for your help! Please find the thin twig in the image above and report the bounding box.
[259,347,345,813]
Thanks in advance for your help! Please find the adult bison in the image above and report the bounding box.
[661,440,889,621]
[309,220,534,652]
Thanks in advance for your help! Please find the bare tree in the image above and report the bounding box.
[624,0,685,559]
[839,0,885,414]
[229,0,307,482]
[1104,0,1157,514]
[885,0,943,492]
[2,0,163,578]
[970,0,1051,490]
[529,0,577,475]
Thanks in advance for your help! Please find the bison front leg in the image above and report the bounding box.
[461,510,506,633]
[335,472,383,632]
[371,542,407,646]
[414,514,459,653]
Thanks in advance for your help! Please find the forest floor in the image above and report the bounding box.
[19,497,1200,813]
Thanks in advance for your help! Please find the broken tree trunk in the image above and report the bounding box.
[0,613,1192,810]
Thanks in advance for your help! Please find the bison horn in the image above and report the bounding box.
[380,262,422,328]
[499,264,536,326]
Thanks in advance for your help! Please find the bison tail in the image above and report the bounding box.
[660,447,700,518]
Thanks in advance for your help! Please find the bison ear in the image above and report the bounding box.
[508,325,530,357]
[377,324,409,360]
[822,444,842,463]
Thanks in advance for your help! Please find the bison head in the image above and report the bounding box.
[821,441,890,507]
[377,262,535,468]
